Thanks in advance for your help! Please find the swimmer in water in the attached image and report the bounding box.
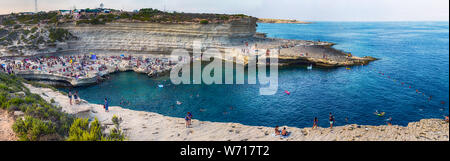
[386,117,392,126]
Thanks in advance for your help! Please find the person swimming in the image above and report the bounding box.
[386,117,393,126]
[374,110,385,117]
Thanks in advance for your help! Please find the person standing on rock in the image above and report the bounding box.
[68,90,73,105]
[185,112,193,128]
[329,113,335,128]
[74,91,79,104]
[104,97,109,112]
[313,117,319,129]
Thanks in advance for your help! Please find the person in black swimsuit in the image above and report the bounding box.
[313,117,319,129]
[329,113,335,128]
[68,91,72,105]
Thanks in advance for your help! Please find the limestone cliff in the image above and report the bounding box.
[61,18,256,55]
[1,17,257,56]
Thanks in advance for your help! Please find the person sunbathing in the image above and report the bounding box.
[281,127,288,136]
[274,126,280,136]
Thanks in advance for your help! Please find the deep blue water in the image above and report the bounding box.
[63,22,449,128]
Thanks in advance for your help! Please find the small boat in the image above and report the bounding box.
[307,64,313,70]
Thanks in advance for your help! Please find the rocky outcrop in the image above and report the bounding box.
[15,71,98,86]
[257,18,312,24]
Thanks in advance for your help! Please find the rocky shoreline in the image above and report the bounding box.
[2,18,378,87]
[257,18,313,24]
[24,83,449,141]
[2,37,378,87]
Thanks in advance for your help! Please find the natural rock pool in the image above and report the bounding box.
[60,22,449,128]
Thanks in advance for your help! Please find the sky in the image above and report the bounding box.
[0,0,448,21]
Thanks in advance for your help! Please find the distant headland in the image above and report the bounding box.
[257,18,313,24]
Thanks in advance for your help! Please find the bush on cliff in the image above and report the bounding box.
[1,73,73,140]
[12,116,57,141]
[1,73,126,141]
[107,115,126,141]
[76,18,106,25]
[67,116,126,141]
[48,28,75,42]
[200,20,209,24]
[2,19,16,26]
[67,118,103,141]
[119,12,131,19]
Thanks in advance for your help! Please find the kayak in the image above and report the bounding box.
[376,112,385,117]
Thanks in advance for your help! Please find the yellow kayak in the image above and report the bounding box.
[376,112,385,117]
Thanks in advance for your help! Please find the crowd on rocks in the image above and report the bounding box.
[0,54,176,81]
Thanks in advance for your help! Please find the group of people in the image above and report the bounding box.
[1,55,99,79]
[67,90,80,105]
[312,112,396,129]
[0,62,15,75]
[0,54,175,81]
[185,112,193,128]
[274,126,289,137]
[67,89,110,113]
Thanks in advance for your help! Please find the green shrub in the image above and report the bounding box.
[106,115,126,141]
[119,12,131,19]
[48,28,74,42]
[0,83,8,90]
[76,18,105,25]
[2,19,16,26]
[67,118,103,141]
[30,27,38,33]
[13,116,56,141]
[200,20,209,24]
[1,73,74,140]
[13,24,22,29]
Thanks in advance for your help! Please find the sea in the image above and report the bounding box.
[61,22,449,128]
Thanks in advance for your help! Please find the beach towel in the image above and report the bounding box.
[280,132,291,138]
[271,132,291,138]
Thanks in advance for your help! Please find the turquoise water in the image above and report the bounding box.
[63,22,449,128]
